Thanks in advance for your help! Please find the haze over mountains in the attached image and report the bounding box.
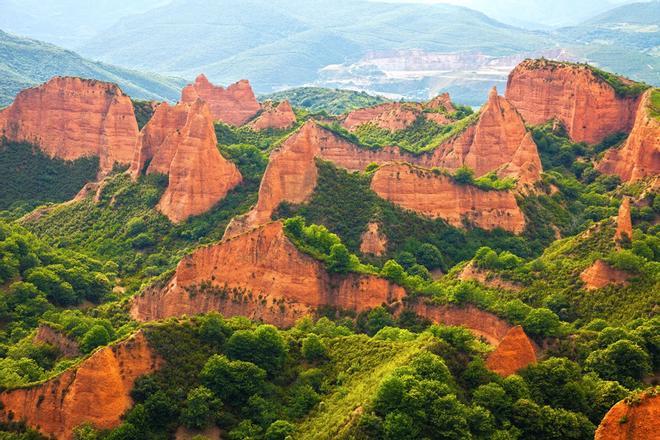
[0,0,658,105]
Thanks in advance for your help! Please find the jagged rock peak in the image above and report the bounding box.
[181,75,261,126]
[597,89,660,182]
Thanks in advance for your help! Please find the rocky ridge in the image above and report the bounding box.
[0,332,160,440]
[370,163,526,233]
[506,59,642,144]
[181,75,261,126]
[0,77,139,174]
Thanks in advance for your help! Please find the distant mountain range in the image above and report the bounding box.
[0,30,185,106]
[0,0,657,106]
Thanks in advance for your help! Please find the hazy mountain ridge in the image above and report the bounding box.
[0,29,185,105]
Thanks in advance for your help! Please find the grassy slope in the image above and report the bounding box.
[296,336,428,439]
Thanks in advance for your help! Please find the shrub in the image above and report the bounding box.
[302,334,328,362]
[523,308,561,338]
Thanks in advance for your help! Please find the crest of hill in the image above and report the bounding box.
[261,87,389,115]
[0,29,185,106]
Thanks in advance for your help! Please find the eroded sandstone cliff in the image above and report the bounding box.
[0,331,160,440]
[370,163,526,233]
[132,221,406,326]
[342,93,455,131]
[579,260,631,290]
[226,103,540,237]
[0,77,139,173]
[614,197,633,242]
[597,89,660,182]
[249,100,297,131]
[486,326,537,376]
[360,222,388,256]
[130,100,243,223]
[181,74,261,126]
[595,391,659,440]
[506,59,642,144]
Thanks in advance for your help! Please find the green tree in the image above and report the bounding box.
[264,420,295,440]
[454,166,475,185]
[381,260,405,284]
[415,243,445,270]
[226,325,287,374]
[383,411,418,440]
[586,340,651,388]
[200,355,266,404]
[523,308,561,337]
[364,307,395,336]
[302,334,327,362]
[180,386,222,430]
[80,325,111,353]
[327,243,353,273]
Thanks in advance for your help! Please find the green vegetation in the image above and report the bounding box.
[21,172,256,293]
[0,141,98,213]
[261,87,389,115]
[0,29,185,106]
[649,88,660,120]
[322,111,479,155]
[131,100,156,130]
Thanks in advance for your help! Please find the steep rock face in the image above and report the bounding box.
[505,59,641,144]
[486,326,537,376]
[226,110,540,237]
[33,325,80,358]
[0,332,160,440]
[580,260,631,290]
[427,93,456,114]
[360,222,387,256]
[434,87,542,185]
[370,163,526,233]
[409,301,513,346]
[132,222,406,326]
[595,391,659,440]
[615,197,633,242]
[597,89,660,182]
[249,100,297,131]
[181,74,261,126]
[0,77,139,173]
[131,100,243,223]
[129,102,189,176]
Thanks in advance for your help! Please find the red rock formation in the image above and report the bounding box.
[342,93,456,131]
[371,163,526,233]
[435,87,542,185]
[129,102,189,176]
[33,325,80,357]
[486,326,537,376]
[595,391,659,440]
[249,100,297,131]
[580,260,631,290]
[615,197,633,242]
[360,222,387,256]
[0,332,160,440]
[343,102,422,131]
[225,108,540,237]
[505,59,641,144]
[597,89,660,182]
[181,75,261,126]
[427,93,456,114]
[130,100,243,223]
[0,77,139,173]
[132,222,406,326]
[409,301,513,345]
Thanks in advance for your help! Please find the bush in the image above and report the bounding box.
[180,386,222,430]
[585,340,651,388]
[523,308,561,338]
[264,420,295,440]
[200,355,266,404]
[80,325,111,353]
[226,325,287,375]
[302,334,328,362]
